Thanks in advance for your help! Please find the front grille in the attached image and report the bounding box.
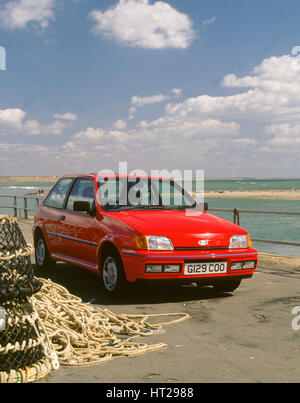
[174,246,229,251]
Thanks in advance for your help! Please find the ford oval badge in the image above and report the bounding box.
[198,240,209,246]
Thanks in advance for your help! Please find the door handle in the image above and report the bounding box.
[59,215,66,222]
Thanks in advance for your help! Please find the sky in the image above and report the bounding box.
[1,0,300,178]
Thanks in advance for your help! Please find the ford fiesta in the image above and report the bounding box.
[33,174,258,296]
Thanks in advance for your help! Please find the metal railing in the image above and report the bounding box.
[0,195,41,219]
[0,196,300,248]
[208,207,300,248]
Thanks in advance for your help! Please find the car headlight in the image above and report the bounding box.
[146,236,174,251]
[135,235,174,250]
[229,234,249,249]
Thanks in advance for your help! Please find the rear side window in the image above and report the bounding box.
[66,178,95,213]
[43,178,73,209]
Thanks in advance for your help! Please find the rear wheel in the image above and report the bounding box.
[213,278,241,293]
[35,233,55,270]
[101,248,126,297]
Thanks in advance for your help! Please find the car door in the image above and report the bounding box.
[55,178,99,269]
[42,178,74,253]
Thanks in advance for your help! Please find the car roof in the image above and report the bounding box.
[60,173,170,180]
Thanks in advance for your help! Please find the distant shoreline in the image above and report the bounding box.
[1,176,300,183]
[0,175,300,184]
[0,176,58,182]
[2,177,300,200]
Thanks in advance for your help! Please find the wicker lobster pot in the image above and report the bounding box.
[0,216,55,383]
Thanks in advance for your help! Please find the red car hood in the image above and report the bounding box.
[110,210,247,248]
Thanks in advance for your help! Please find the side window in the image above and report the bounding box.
[66,178,95,213]
[43,178,73,209]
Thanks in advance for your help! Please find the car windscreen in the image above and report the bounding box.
[97,177,197,211]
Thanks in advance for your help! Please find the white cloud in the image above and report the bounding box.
[171,88,182,97]
[0,0,56,30]
[74,127,105,141]
[0,108,73,137]
[203,16,217,25]
[234,138,257,146]
[53,112,78,121]
[266,123,300,146]
[23,120,41,136]
[66,113,240,165]
[166,54,300,120]
[266,123,300,137]
[128,106,136,120]
[0,108,26,132]
[128,89,183,120]
[89,0,195,49]
[113,119,127,130]
[24,119,68,136]
[0,142,48,154]
[131,94,169,107]
[147,115,240,138]
[109,129,129,142]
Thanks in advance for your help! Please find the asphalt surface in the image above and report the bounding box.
[17,219,300,383]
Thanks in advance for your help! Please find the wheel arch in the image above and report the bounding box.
[33,225,45,246]
[98,239,126,279]
[33,225,52,256]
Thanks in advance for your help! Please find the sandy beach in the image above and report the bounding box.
[203,190,300,200]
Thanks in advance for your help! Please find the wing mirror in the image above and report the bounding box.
[73,201,91,214]
[73,200,97,216]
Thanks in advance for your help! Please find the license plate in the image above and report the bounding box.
[184,262,227,276]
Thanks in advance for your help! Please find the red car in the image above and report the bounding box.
[33,174,258,296]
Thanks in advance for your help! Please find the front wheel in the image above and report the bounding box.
[35,234,55,270]
[213,278,241,293]
[101,249,126,297]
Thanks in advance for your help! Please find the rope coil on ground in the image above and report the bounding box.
[30,278,190,368]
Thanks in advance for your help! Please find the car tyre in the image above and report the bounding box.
[101,248,127,297]
[213,278,241,293]
[35,233,56,270]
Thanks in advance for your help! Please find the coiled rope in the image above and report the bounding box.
[30,278,190,368]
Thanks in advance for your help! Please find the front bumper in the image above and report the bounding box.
[121,248,258,283]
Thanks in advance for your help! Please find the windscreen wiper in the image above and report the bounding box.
[166,203,198,210]
[104,204,198,211]
[122,205,170,210]
[121,205,198,211]
[103,204,165,211]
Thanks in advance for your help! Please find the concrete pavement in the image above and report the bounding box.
[16,219,300,383]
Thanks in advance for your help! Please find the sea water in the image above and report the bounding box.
[205,178,300,192]
[206,198,300,258]
[1,179,300,258]
[0,181,54,218]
